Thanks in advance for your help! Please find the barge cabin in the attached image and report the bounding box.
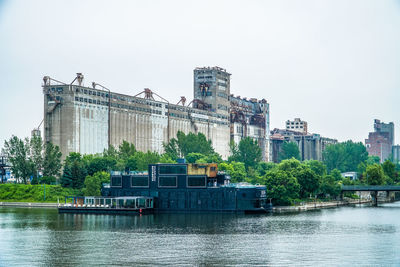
[101,163,270,213]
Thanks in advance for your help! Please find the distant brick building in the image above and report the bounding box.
[365,119,394,163]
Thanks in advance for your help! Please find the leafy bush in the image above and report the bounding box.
[0,184,81,202]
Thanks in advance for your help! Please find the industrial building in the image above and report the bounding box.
[365,119,395,162]
[286,118,308,134]
[42,67,270,161]
[269,128,337,163]
[393,145,400,164]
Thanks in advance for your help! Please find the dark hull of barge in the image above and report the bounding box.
[58,207,153,215]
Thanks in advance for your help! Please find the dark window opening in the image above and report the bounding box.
[159,165,187,175]
[159,176,177,187]
[131,176,149,187]
[187,176,206,187]
[111,176,122,187]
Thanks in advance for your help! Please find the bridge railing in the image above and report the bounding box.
[341,185,400,191]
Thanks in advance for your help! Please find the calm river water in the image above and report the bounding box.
[1,202,400,266]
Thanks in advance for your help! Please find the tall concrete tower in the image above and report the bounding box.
[374,119,394,145]
[193,66,231,116]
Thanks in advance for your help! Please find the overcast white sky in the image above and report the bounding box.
[0,0,399,148]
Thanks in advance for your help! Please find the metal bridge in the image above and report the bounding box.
[341,185,400,206]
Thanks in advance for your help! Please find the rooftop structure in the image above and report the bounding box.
[286,118,308,134]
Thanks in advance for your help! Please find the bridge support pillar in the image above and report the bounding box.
[373,191,378,207]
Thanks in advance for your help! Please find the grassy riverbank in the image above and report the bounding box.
[0,184,81,203]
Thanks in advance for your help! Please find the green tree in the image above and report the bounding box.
[296,166,321,198]
[83,174,101,196]
[83,171,110,196]
[323,141,368,172]
[229,137,262,169]
[3,136,35,184]
[305,160,327,177]
[163,138,180,160]
[382,160,396,181]
[330,169,343,181]
[245,166,262,184]
[277,158,301,173]
[365,164,385,185]
[135,151,161,171]
[42,142,62,177]
[39,176,56,185]
[85,156,116,176]
[159,154,175,164]
[60,165,73,187]
[186,152,223,164]
[125,156,138,171]
[61,153,87,188]
[320,174,341,198]
[366,155,380,165]
[323,143,345,172]
[203,153,223,163]
[278,142,300,162]
[186,153,204,163]
[118,141,136,160]
[219,162,247,183]
[29,135,43,178]
[276,159,321,198]
[256,162,277,177]
[103,145,118,158]
[163,131,214,159]
[263,169,300,205]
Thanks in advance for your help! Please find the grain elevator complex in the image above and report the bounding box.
[43,67,270,161]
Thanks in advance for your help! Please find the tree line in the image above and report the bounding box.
[2,135,62,184]
[2,132,400,204]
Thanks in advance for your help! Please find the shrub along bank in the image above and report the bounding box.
[0,184,81,203]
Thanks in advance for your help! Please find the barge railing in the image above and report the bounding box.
[59,196,154,210]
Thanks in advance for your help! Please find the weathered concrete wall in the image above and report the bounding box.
[44,84,231,160]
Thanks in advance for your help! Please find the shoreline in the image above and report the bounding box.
[0,199,374,212]
[0,201,58,208]
[272,199,372,213]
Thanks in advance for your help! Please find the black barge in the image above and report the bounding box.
[58,163,270,215]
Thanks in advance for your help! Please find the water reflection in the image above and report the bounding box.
[1,203,400,266]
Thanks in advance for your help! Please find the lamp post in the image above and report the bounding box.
[42,184,46,201]
[92,82,111,149]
